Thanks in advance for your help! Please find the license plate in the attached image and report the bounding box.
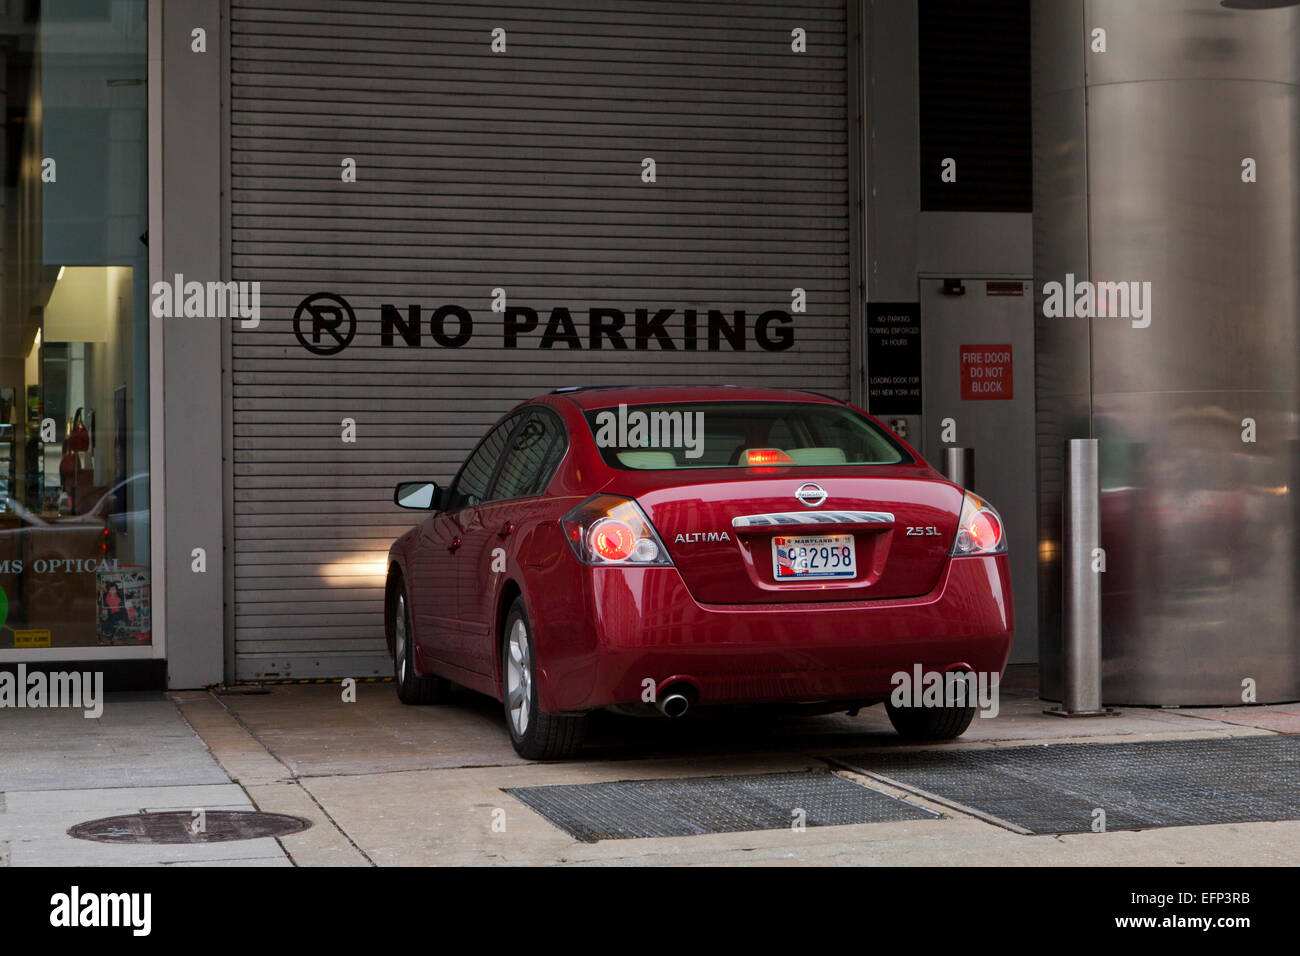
[772,534,856,580]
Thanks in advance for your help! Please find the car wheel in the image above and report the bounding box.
[502,597,585,760]
[884,698,976,741]
[391,578,450,705]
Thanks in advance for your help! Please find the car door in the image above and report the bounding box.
[409,413,522,672]
[407,507,461,669]
[456,408,567,675]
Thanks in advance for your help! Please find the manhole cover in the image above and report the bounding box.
[69,811,311,844]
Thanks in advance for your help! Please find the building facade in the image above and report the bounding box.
[2,0,1295,707]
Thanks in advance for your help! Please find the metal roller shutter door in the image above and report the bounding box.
[229,0,853,680]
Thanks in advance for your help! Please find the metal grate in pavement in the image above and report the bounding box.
[505,769,938,843]
[832,735,1300,834]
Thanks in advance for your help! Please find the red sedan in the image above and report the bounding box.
[386,386,1013,759]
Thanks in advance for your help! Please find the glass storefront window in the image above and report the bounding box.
[0,1,150,650]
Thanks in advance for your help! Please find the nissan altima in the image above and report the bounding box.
[386,386,1013,759]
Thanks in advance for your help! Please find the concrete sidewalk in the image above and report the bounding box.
[0,693,289,866]
[174,672,1300,866]
[4,672,1299,866]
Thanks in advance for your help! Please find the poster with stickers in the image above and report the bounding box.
[96,565,151,646]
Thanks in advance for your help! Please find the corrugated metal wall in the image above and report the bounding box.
[228,0,853,680]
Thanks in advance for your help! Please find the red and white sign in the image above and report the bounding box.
[960,345,1013,400]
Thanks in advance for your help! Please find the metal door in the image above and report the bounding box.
[919,277,1037,664]
[227,0,855,680]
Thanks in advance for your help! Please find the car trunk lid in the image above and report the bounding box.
[629,472,963,604]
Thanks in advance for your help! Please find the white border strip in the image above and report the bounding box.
[147,0,166,663]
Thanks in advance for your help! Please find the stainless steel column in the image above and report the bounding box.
[1033,0,1300,705]
[942,447,975,489]
[1046,440,1113,716]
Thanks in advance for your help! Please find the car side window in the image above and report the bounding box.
[489,409,566,502]
[445,415,520,513]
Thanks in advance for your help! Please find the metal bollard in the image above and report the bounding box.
[1046,438,1117,717]
[942,447,975,490]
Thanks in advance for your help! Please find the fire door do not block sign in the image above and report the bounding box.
[960,344,1013,400]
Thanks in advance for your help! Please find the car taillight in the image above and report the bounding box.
[590,518,635,560]
[951,491,1007,556]
[743,448,794,466]
[561,495,673,566]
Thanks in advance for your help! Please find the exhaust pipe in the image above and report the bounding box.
[658,693,690,718]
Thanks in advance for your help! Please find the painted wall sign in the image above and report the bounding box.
[960,344,1013,400]
[292,293,796,354]
[867,302,922,415]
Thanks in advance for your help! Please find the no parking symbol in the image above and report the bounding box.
[960,345,1013,400]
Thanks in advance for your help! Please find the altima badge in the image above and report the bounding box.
[795,482,827,507]
[674,532,731,544]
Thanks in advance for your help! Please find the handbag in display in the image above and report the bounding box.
[59,444,95,510]
[67,408,90,452]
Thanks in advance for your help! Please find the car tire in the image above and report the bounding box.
[390,578,450,705]
[884,698,976,741]
[502,596,585,760]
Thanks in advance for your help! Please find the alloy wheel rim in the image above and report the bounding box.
[506,618,531,736]
[395,594,407,684]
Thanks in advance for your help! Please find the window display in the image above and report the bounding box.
[0,0,150,651]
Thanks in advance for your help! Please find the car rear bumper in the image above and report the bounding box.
[534,554,1014,712]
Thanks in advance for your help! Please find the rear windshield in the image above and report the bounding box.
[584,401,910,470]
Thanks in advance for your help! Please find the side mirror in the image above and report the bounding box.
[393,481,441,511]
